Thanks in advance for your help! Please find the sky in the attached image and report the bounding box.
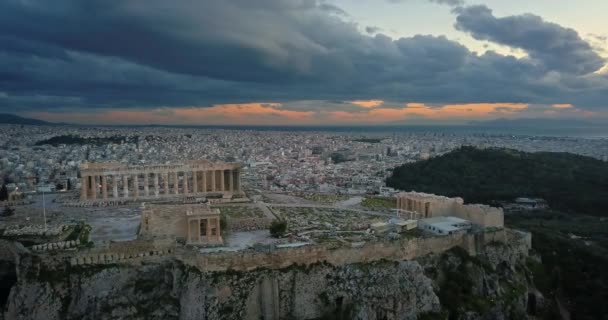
[1,0,607,125]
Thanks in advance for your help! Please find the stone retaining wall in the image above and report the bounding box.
[44,228,531,272]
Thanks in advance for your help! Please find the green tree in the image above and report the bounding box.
[2,206,15,216]
[269,220,287,238]
[0,184,8,201]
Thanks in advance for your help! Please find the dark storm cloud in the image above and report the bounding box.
[0,0,606,113]
[365,26,383,34]
[454,5,605,75]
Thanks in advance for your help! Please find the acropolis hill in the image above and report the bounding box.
[1,158,536,320]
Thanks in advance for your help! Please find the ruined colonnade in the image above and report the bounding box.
[80,161,241,201]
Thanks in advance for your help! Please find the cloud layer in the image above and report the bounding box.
[0,0,606,123]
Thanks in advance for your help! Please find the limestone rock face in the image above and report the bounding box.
[3,243,532,320]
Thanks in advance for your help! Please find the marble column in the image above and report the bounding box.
[154,173,159,197]
[91,176,97,200]
[227,170,233,192]
[173,172,179,195]
[202,170,207,192]
[183,172,189,194]
[123,175,129,198]
[163,173,169,195]
[80,175,88,200]
[197,219,201,243]
[133,174,139,198]
[143,173,149,197]
[220,170,225,191]
[101,175,108,200]
[112,175,119,198]
[236,169,241,191]
[211,170,216,192]
[193,171,198,193]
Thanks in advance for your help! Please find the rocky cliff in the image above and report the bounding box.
[3,240,534,320]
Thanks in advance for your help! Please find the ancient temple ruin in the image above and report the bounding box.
[79,160,242,202]
[139,204,223,246]
[395,191,504,228]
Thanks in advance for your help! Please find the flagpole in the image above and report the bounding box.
[42,190,47,231]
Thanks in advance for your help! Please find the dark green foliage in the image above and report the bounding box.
[269,220,287,238]
[436,248,494,316]
[219,214,227,233]
[507,211,608,320]
[387,146,608,215]
[330,152,350,164]
[2,206,15,217]
[35,135,128,146]
[418,311,448,320]
[311,146,324,155]
[0,184,8,201]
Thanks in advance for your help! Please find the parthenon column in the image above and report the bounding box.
[211,170,216,192]
[80,175,88,200]
[154,173,159,197]
[235,169,241,191]
[101,175,108,200]
[193,171,198,193]
[112,175,119,198]
[202,170,207,192]
[123,175,129,198]
[91,176,97,200]
[220,170,225,191]
[143,173,149,197]
[173,172,179,195]
[133,174,139,198]
[227,170,233,192]
[183,172,189,194]
[163,173,169,195]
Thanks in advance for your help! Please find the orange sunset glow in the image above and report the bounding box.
[24,101,593,126]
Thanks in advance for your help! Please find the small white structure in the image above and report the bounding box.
[370,222,391,233]
[389,218,418,232]
[418,216,471,236]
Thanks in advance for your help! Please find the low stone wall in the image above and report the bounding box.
[228,217,272,231]
[68,238,176,266]
[1,200,32,207]
[32,240,80,252]
[69,248,174,266]
[2,224,68,237]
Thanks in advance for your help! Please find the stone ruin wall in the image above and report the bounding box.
[35,228,530,272]
[62,238,177,266]
[181,228,527,272]
[397,192,505,228]
[451,203,504,228]
[227,217,272,232]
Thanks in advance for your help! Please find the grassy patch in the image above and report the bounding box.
[362,196,396,209]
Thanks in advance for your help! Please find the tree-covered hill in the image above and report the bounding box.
[386,146,608,215]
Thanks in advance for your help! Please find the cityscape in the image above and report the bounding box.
[1,0,608,320]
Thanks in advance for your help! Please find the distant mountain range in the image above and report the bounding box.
[0,113,52,125]
[468,118,607,128]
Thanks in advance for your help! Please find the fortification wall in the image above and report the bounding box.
[452,204,504,228]
[180,231,511,272]
[45,228,528,273]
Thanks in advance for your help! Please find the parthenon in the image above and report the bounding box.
[79,160,242,201]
